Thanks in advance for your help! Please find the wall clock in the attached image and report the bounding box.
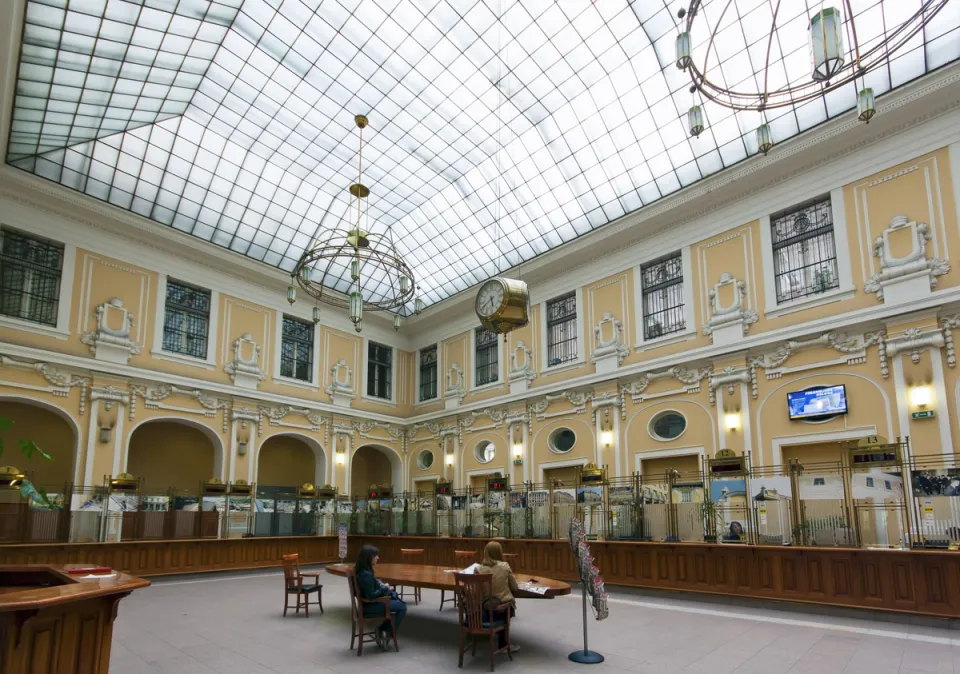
[475,278,529,334]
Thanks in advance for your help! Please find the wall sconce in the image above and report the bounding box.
[600,430,614,447]
[237,441,248,456]
[512,442,523,465]
[335,450,346,465]
[445,452,454,466]
[724,412,741,431]
[910,385,933,408]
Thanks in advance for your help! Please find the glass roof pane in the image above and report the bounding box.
[7,0,958,309]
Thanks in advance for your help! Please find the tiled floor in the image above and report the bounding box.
[112,568,960,673]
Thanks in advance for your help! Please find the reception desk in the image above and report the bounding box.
[0,565,150,673]
[1,536,958,618]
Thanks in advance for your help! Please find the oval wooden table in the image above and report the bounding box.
[325,563,571,598]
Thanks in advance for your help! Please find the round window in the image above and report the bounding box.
[417,450,434,470]
[548,427,577,453]
[649,411,687,441]
[475,441,496,464]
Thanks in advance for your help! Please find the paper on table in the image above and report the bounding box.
[444,563,483,574]
[520,583,549,595]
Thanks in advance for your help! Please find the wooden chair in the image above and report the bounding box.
[502,553,519,570]
[398,548,424,604]
[454,572,512,672]
[281,553,323,617]
[346,568,400,655]
[441,550,477,611]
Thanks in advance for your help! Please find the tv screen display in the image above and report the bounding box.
[787,385,848,419]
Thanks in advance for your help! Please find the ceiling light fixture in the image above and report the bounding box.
[289,115,415,331]
[675,0,950,145]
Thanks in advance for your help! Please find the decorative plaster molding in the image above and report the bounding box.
[0,355,89,415]
[129,383,229,430]
[885,327,946,364]
[508,341,536,393]
[757,331,870,384]
[223,333,265,389]
[325,359,355,407]
[90,385,129,411]
[702,273,758,345]
[79,298,141,364]
[590,313,630,374]
[708,366,752,405]
[941,315,960,367]
[444,362,466,408]
[864,215,950,303]
[618,366,711,416]
[231,406,262,436]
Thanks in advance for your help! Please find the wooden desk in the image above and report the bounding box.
[326,563,571,598]
[0,564,150,673]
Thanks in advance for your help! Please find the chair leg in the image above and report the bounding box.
[357,619,364,656]
[440,589,445,610]
[506,627,512,661]
[350,614,356,651]
[489,633,495,672]
[458,627,465,668]
[283,593,288,617]
[472,635,477,656]
[303,591,309,618]
[318,589,324,614]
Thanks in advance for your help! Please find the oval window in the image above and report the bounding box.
[475,441,496,464]
[549,427,577,453]
[417,450,434,470]
[649,411,687,441]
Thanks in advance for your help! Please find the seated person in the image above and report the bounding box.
[477,541,521,653]
[355,544,406,650]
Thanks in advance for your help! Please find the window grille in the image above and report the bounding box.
[0,229,63,327]
[419,344,438,401]
[546,292,577,366]
[280,316,313,382]
[367,341,392,400]
[771,197,839,303]
[640,252,684,340]
[162,280,211,359]
[475,327,499,386]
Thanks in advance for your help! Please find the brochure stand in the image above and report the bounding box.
[567,517,609,664]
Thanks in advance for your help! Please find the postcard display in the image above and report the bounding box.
[567,516,609,665]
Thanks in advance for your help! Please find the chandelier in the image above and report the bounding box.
[288,115,421,333]
[676,0,951,154]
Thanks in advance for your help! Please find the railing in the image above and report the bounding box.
[2,453,958,549]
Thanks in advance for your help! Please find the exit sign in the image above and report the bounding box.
[912,410,936,420]
[513,459,523,465]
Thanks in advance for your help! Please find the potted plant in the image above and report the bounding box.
[0,415,58,509]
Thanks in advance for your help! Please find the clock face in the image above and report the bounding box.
[476,280,505,318]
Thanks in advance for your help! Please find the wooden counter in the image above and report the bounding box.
[2,535,959,617]
[0,565,150,673]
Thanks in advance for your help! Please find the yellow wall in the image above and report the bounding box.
[0,402,76,487]
[350,446,393,495]
[257,435,316,486]
[127,422,216,493]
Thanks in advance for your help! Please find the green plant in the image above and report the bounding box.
[0,416,58,509]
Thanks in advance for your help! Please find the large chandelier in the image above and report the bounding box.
[676,1,950,153]
[288,115,420,333]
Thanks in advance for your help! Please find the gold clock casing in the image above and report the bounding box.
[476,278,530,334]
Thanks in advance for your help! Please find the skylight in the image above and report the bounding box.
[7,0,959,311]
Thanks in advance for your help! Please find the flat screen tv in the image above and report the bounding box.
[787,385,848,420]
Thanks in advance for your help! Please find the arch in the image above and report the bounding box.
[126,417,225,491]
[0,395,80,488]
[458,432,507,486]
[349,443,402,495]
[624,399,718,471]
[756,372,894,467]
[255,432,326,486]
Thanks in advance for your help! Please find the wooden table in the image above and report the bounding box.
[0,564,151,673]
[326,563,571,598]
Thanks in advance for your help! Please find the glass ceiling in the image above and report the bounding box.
[7,0,960,312]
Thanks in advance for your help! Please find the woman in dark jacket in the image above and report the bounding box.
[355,544,407,650]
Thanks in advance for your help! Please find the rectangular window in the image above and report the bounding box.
[680,490,692,503]
[546,292,578,367]
[865,477,875,488]
[771,196,839,303]
[640,251,685,340]
[813,477,826,486]
[280,316,313,382]
[0,228,64,327]
[367,341,392,400]
[419,344,438,401]
[162,280,211,359]
[475,327,499,386]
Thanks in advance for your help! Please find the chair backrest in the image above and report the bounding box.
[281,553,299,587]
[400,548,425,563]
[454,572,492,631]
[454,550,476,562]
[345,568,363,620]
